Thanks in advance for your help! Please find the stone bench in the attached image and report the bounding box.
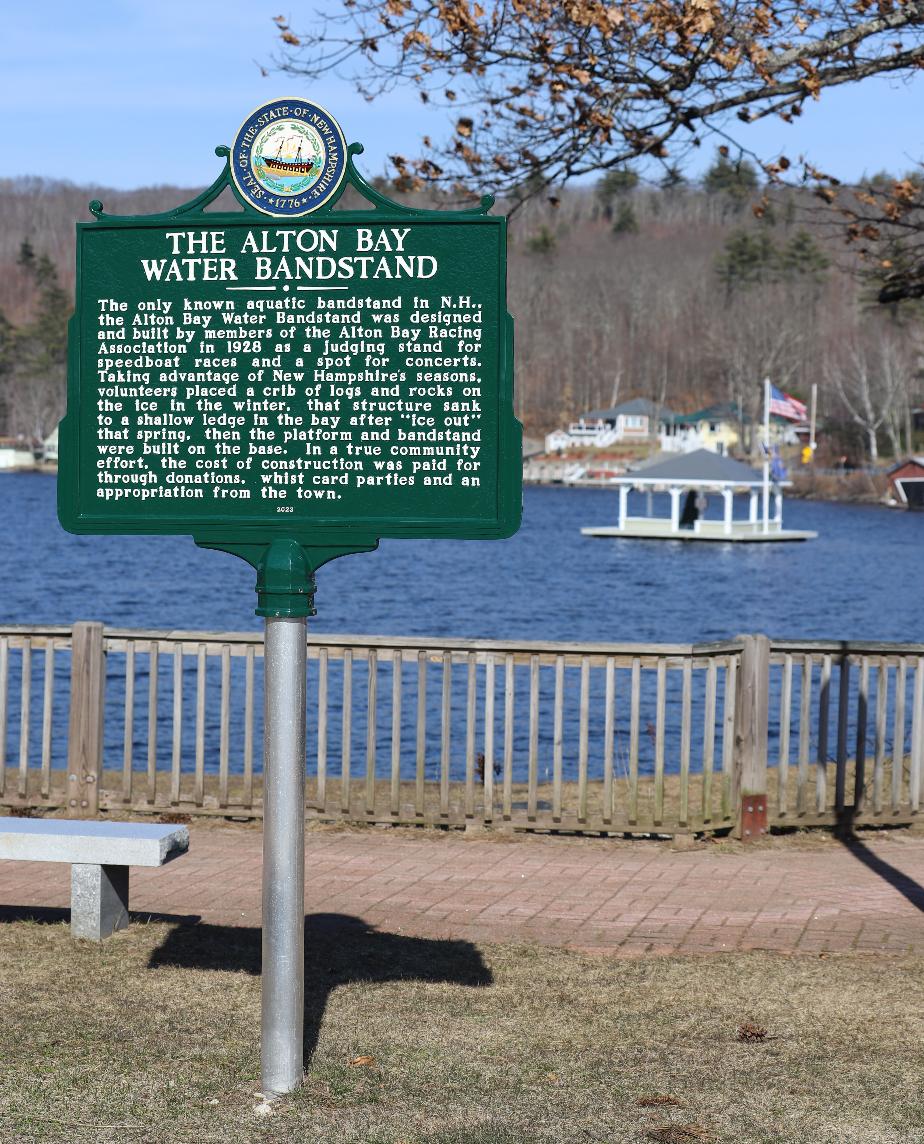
[0,819,189,940]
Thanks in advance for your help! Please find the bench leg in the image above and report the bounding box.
[71,864,130,940]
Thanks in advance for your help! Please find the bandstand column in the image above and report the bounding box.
[669,487,681,532]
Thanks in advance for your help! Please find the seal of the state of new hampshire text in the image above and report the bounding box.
[230,98,347,217]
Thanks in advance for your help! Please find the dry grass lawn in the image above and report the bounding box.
[1,917,923,1144]
[6,754,915,838]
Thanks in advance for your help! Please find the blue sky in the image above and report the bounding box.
[3,1,922,191]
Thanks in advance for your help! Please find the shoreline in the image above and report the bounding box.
[523,465,896,508]
[785,469,891,506]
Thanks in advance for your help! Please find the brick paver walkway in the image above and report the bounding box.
[2,825,924,955]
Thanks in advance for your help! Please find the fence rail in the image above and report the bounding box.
[1,623,922,837]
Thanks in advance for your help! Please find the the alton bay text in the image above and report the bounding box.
[93,285,487,505]
[138,227,438,283]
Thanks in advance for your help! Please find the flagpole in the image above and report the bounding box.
[762,377,770,534]
[809,382,817,455]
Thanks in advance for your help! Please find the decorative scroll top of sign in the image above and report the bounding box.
[62,101,521,618]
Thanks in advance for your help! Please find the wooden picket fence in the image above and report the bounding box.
[0,623,922,837]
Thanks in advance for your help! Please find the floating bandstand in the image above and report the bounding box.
[580,449,817,543]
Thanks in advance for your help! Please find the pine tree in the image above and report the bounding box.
[715,229,778,294]
[0,309,13,374]
[526,226,557,254]
[660,166,686,192]
[7,248,71,439]
[16,239,35,272]
[597,167,639,198]
[861,169,896,192]
[28,255,70,370]
[611,202,639,236]
[779,231,830,284]
[703,152,759,203]
[596,167,639,219]
[0,308,14,433]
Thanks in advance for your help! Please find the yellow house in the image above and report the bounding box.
[665,403,797,456]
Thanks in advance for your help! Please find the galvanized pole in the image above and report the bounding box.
[762,376,771,534]
[261,615,307,1096]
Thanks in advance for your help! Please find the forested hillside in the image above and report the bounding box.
[0,158,920,458]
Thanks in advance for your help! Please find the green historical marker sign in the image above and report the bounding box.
[58,99,521,616]
[56,98,522,1098]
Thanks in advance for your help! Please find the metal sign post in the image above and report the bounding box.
[57,97,521,1096]
[261,614,306,1094]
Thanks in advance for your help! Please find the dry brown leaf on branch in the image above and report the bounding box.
[893,178,918,201]
[403,29,431,49]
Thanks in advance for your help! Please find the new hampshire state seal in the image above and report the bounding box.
[230,98,348,217]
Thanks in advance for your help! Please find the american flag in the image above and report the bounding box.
[769,385,808,422]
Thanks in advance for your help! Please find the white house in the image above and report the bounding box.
[0,438,36,471]
[545,399,676,453]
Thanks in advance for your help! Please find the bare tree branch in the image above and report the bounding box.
[269,2,924,204]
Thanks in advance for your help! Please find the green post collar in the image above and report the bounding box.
[195,535,379,618]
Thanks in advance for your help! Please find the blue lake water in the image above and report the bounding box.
[2,474,921,643]
[2,475,920,789]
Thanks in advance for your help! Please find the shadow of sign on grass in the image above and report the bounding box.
[148,913,493,1063]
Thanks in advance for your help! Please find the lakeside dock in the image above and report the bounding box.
[581,522,816,542]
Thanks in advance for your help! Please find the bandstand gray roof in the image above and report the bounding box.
[621,449,766,487]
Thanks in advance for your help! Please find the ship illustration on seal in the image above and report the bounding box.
[259,135,321,178]
[253,123,324,188]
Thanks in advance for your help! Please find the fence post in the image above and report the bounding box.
[67,622,106,818]
[733,634,770,841]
